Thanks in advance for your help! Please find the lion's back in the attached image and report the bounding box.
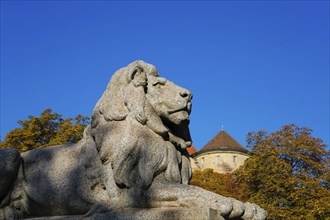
[19,142,107,216]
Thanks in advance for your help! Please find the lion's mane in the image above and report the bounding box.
[89,61,192,190]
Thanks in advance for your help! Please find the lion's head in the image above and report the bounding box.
[145,70,192,125]
[91,60,193,148]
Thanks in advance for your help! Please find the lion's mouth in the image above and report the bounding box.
[168,102,192,114]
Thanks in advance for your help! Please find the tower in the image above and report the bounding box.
[190,130,249,173]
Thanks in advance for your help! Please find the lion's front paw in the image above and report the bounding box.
[201,196,267,220]
[150,184,267,220]
[241,202,267,220]
[222,199,267,220]
[227,198,245,218]
[211,197,233,216]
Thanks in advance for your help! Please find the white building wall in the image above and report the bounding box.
[191,151,249,173]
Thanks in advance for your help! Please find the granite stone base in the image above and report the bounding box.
[25,207,225,220]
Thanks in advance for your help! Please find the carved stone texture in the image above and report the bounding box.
[0,61,267,220]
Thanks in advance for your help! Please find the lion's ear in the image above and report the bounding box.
[128,66,147,87]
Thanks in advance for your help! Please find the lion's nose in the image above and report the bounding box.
[180,89,192,101]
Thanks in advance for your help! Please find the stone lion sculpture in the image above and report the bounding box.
[0,61,267,220]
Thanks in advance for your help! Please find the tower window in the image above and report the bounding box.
[216,155,220,163]
[233,155,237,163]
[201,157,204,164]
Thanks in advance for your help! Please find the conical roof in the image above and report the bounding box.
[199,130,248,154]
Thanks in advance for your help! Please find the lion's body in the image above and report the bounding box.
[6,139,108,217]
[0,60,267,220]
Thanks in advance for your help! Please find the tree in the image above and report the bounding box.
[0,109,90,152]
[234,124,330,219]
[190,168,241,200]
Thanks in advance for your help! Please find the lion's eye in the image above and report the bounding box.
[153,81,162,86]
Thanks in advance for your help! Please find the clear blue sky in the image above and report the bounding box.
[1,1,329,150]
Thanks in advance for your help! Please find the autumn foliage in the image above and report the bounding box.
[235,124,330,219]
[191,168,241,200]
[0,109,90,152]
